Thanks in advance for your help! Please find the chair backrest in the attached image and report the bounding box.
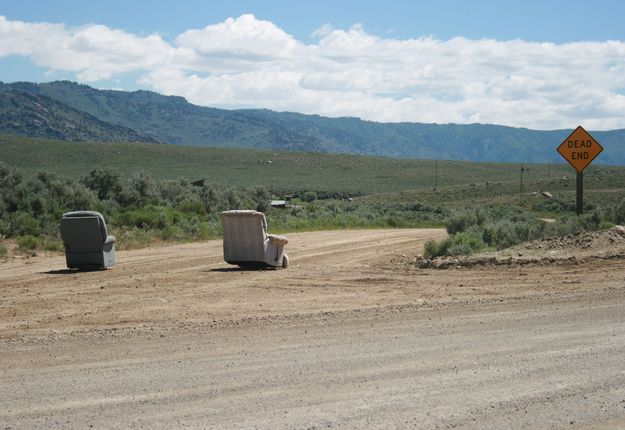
[60,211,107,253]
[221,210,267,262]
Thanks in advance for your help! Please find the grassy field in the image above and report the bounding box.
[2,132,617,199]
[2,133,625,255]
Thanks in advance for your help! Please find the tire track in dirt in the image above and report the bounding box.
[2,292,625,429]
[3,228,625,428]
[0,228,446,339]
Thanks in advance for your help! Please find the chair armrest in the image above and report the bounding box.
[267,234,288,245]
[105,235,116,245]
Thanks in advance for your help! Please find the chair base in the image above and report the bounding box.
[67,264,108,271]
[226,260,282,269]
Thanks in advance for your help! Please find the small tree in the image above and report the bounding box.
[81,167,122,201]
[0,162,22,212]
[614,198,625,225]
[224,188,241,210]
[252,186,271,212]
[200,186,222,214]
[117,171,158,207]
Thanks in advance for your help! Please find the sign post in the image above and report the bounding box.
[557,126,603,215]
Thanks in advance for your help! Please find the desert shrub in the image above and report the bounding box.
[544,216,585,237]
[195,222,214,240]
[447,242,472,256]
[447,230,487,255]
[445,210,478,235]
[17,235,41,251]
[176,197,205,215]
[224,188,241,210]
[426,205,552,257]
[0,162,22,212]
[113,205,187,230]
[423,239,438,258]
[115,207,159,229]
[0,213,11,237]
[159,179,193,206]
[532,197,575,213]
[10,211,41,236]
[251,186,272,212]
[116,183,141,207]
[159,225,184,241]
[611,198,625,225]
[484,220,542,250]
[115,228,153,249]
[199,186,222,215]
[490,221,519,249]
[290,190,360,201]
[423,237,452,258]
[482,205,529,222]
[94,198,121,219]
[14,172,96,234]
[115,171,159,207]
[301,191,318,203]
[0,242,7,258]
[43,239,63,252]
[81,167,122,201]
[424,230,486,258]
[580,209,602,230]
[17,189,47,218]
[547,209,613,237]
[129,171,157,202]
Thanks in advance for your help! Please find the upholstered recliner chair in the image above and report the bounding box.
[220,210,289,268]
[60,211,116,269]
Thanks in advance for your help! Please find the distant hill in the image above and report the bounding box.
[0,81,323,151]
[0,89,158,143]
[1,80,624,164]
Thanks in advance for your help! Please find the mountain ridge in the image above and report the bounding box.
[0,88,159,143]
[1,80,624,164]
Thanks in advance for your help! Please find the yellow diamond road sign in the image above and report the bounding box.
[557,126,603,174]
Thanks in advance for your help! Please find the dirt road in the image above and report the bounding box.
[2,228,625,429]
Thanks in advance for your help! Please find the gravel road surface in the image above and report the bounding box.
[2,229,625,429]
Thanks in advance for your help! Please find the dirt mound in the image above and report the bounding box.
[515,226,625,253]
[419,226,625,269]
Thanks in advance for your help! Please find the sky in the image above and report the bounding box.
[1,0,625,130]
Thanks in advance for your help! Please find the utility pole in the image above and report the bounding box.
[434,160,438,190]
[520,165,524,195]
[547,164,551,179]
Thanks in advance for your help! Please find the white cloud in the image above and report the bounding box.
[0,16,177,81]
[1,14,625,130]
[176,14,300,60]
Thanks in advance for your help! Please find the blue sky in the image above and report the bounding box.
[1,0,625,129]
[4,0,625,43]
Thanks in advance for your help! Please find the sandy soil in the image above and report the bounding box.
[2,228,625,429]
[0,229,448,340]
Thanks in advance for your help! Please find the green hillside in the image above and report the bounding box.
[1,133,618,199]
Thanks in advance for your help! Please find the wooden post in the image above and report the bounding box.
[576,172,583,215]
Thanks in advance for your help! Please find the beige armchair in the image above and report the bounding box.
[220,210,288,268]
